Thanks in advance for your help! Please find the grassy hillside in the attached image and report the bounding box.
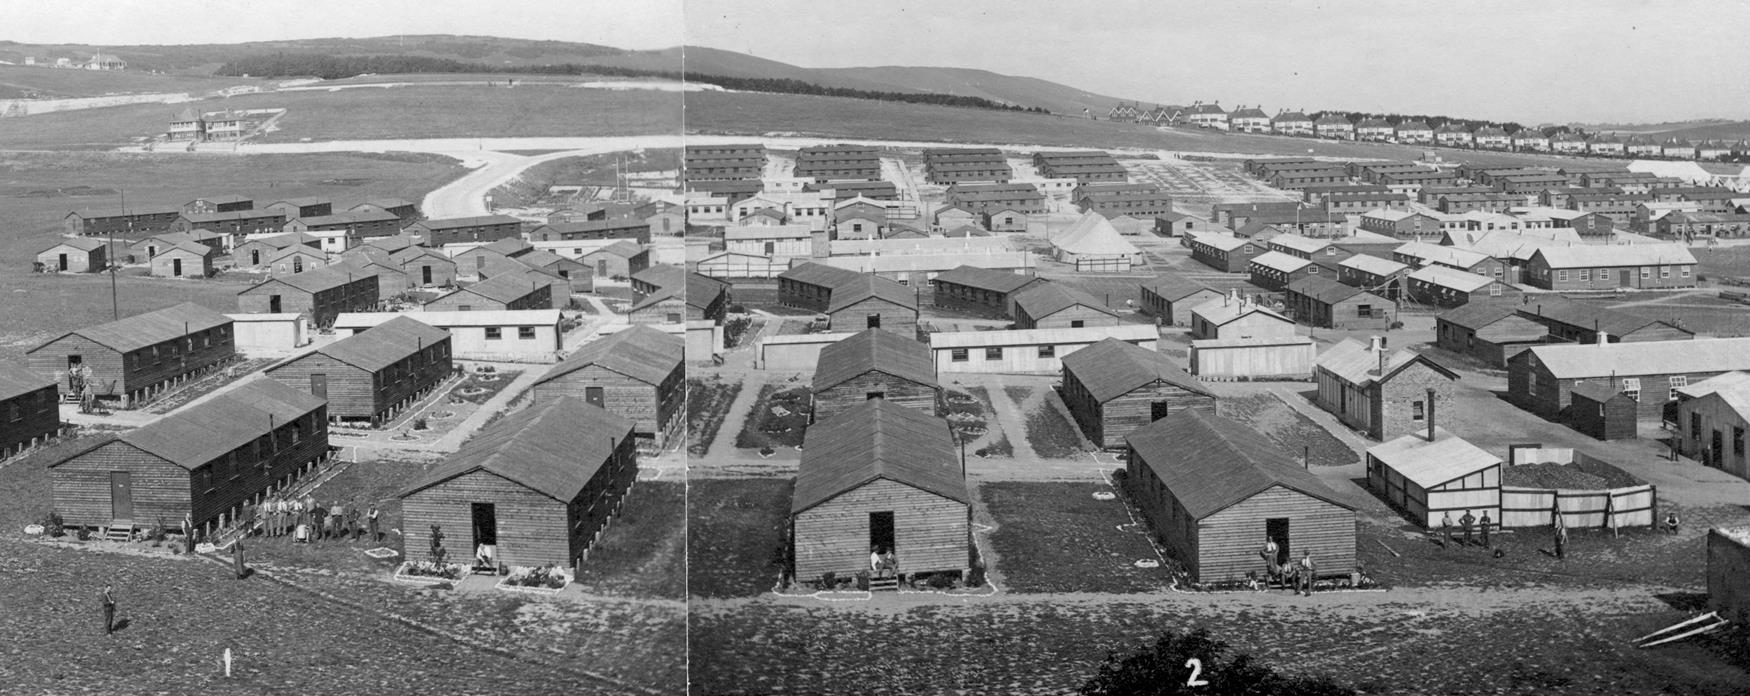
[0,36,630,73]
[0,65,271,99]
[1651,120,1750,142]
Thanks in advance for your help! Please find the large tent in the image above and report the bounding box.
[1051,212,1143,272]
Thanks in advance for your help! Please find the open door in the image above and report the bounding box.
[1150,400,1171,422]
[869,511,895,555]
[471,502,498,546]
[268,295,282,313]
[172,258,183,277]
[57,254,68,271]
[1265,517,1290,565]
[110,472,133,521]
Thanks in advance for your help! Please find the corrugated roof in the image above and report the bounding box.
[826,274,915,313]
[1127,411,1356,520]
[1194,233,1250,252]
[930,324,1158,349]
[780,262,864,289]
[401,397,631,502]
[1013,283,1114,321]
[1531,244,1696,269]
[1365,428,1499,489]
[931,266,1043,294]
[1569,381,1627,403]
[244,263,374,295]
[1269,234,1331,254]
[333,310,561,330]
[290,315,448,373]
[1062,338,1210,402]
[1526,337,1750,379]
[1408,265,1494,293]
[1317,338,1455,387]
[1250,250,1311,274]
[1396,241,1491,269]
[686,272,728,311]
[537,325,681,387]
[31,302,231,355]
[631,264,688,290]
[813,329,937,392]
[792,400,968,514]
[1517,297,1687,339]
[89,379,324,470]
[0,364,53,402]
[1436,301,1522,331]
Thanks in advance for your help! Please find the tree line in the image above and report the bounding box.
[214,54,1052,114]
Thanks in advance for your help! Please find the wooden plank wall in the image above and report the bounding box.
[0,385,60,454]
[402,471,572,568]
[814,373,939,424]
[531,364,684,442]
[1201,487,1356,583]
[26,325,236,399]
[793,478,968,582]
[828,298,917,337]
[1097,383,1217,450]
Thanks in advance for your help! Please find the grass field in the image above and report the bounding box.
[982,481,1165,593]
[0,65,272,99]
[0,150,464,360]
[0,83,681,149]
[571,480,685,599]
[686,478,791,599]
[687,377,742,456]
[1020,390,1090,459]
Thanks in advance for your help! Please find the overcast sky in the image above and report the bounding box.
[4,0,1745,124]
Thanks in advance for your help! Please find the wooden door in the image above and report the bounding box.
[1619,269,1633,287]
[1713,430,1725,467]
[1265,517,1290,565]
[585,386,604,408]
[309,373,328,399]
[57,254,68,271]
[422,265,433,285]
[172,258,183,276]
[110,472,133,520]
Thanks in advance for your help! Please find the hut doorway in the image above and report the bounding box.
[1713,430,1725,468]
[1265,517,1290,565]
[586,387,605,408]
[869,511,895,555]
[57,254,68,271]
[268,295,282,313]
[471,503,498,546]
[1150,400,1171,422]
[109,472,133,520]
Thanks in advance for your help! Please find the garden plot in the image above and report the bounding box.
[686,376,742,457]
[1008,386,1090,459]
[981,481,1167,593]
[1220,393,1357,467]
[734,384,813,451]
[950,387,1012,458]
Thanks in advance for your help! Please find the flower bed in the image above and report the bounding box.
[497,565,572,594]
[394,560,467,585]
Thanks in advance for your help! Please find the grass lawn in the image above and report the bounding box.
[1221,393,1357,467]
[0,65,274,99]
[488,149,681,206]
[572,480,685,599]
[686,478,792,598]
[1021,390,1089,459]
[0,433,111,531]
[733,383,812,450]
[983,481,1167,593]
[686,376,742,456]
[245,456,435,574]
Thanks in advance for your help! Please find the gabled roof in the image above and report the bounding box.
[243,263,371,295]
[1365,428,1499,489]
[0,364,53,402]
[415,215,523,231]
[792,400,968,514]
[1530,244,1697,269]
[931,265,1043,294]
[1192,299,1291,327]
[813,329,937,392]
[400,397,631,502]
[1141,275,1216,302]
[1395,241,1491,269]
[1677,371,1750,400]
[443,270,550,304]
[1012,283,1115,320]
[631,264,688,290]
[29,302,230,355]
[581,240,644,259]
[1194,233,1251,252]
[58,379,323,471]
[1062,338,1210,402]
[536,325,681,387]
[42,237,106,252]
[1569,381,1629,403]
[1249,250,1311,274]
[1268,234,1331,255]
[1408,265,1495,293]
[1523,337,1750,379]
[390,245,452,265]
[826,274,915,313]
[1517,297,1691,339]
[1286,275,1376,304]
[1317,338,1457,388]
[685,272,729,311]
[289,315,448,373]
[1436,301,1522,331]
[779,262,864,289]
[1127,411,1355,520]
[266,244,328,263]
[1339,254,1409,277]
[240,232,318,251]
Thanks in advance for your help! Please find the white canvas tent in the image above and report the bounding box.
[1051,212,1143,272]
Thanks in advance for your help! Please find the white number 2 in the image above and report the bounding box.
[1185,657,1208,687]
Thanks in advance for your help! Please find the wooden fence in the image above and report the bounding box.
[1499,484,1656,529]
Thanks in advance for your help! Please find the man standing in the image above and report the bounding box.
[1260,537,1280,580]
[232,538,247,580]
[1441,511,1454,549]
[1554,510,1568,561]
[329,501,346,541]
[1298,550,1316,596]
[311,502,327,542]
[347,506,361,541]
[182,512,195,554]
[1479,510,1493,549]
[1460,510,1476,548]
[367,504,381,544]
[99,584,116,635]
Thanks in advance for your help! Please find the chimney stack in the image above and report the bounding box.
[1426,387,1437,442]
[1597,330,1608,345]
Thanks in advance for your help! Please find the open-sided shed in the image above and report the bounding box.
[791,400,970,584]
[1366,427,1502,528]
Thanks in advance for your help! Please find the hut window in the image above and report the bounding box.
[485,327,503,340]
[1621,378,1640,401]
[951,349,969,362]
[1682,267,1692,277]
[1578,269,1590,281]
[985,347,1003,361]
[201,468,213,492]
[1556,270,1568,282]
[1670,376,1688,390]
[1640,267,1651,279]
[1660,266,1671,279]
[518,327,536,340]
[1039,345,1056,358]
[5,404,17,422]
[1411,401,1425,421]
[290,422,302,444]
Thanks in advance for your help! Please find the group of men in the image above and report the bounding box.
[1258,539,1318,595]
[259,495,381,543]
[1438,509,1493,550]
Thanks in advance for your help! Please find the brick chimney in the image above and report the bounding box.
[1426,387,1437,442]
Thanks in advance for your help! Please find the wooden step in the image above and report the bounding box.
[868,577,900,592]
[103,523,133,542]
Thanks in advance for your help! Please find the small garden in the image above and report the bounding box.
[446,366,521,406]
[687,377,742,456]
[734,384,812,452]
[143,358,277,413]
[982,481,1167,593]
[686,478,793,598]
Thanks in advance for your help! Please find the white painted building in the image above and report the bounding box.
[931,324,1159,374]
[225,313,308,356]
[332,309,564,363]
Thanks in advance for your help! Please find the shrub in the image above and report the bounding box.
[819,571,836,590]
[927,572,956,590]
[1080,628,1355,696]
[75,528,90,541]
[1389,320,1405,329]
[41,512,64,538]
[412,418,429,431]
[855,571,870,591]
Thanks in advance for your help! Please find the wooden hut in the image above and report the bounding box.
[424,271,554,313]
[1567,382,1638,441]
[1061,338,1215,449]
[399,397,637,570]
[264,316,452,424]
[528,325,684,447]
[0,365,61,457]
[1011,283,1118,330]
[791,400,971,584]
[1190,296,1296,340]
[47,379,329,534]
[1126,410,1357,583]
[392,246,457,288]
[1366,426,1501,528]
[148,241,215,278]
[1283,276,1393,330]
[37,238,107,273]
[930,265,1048,319]
[825,274,918,336]
[1434,302,1551,367]
[812,329,941,424]
[26,303,235,404]
[1138,276,1221,326]
[238,266,379,327]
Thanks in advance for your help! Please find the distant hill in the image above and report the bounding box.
[0,36,1140,114]
[1645,121,1750,142]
